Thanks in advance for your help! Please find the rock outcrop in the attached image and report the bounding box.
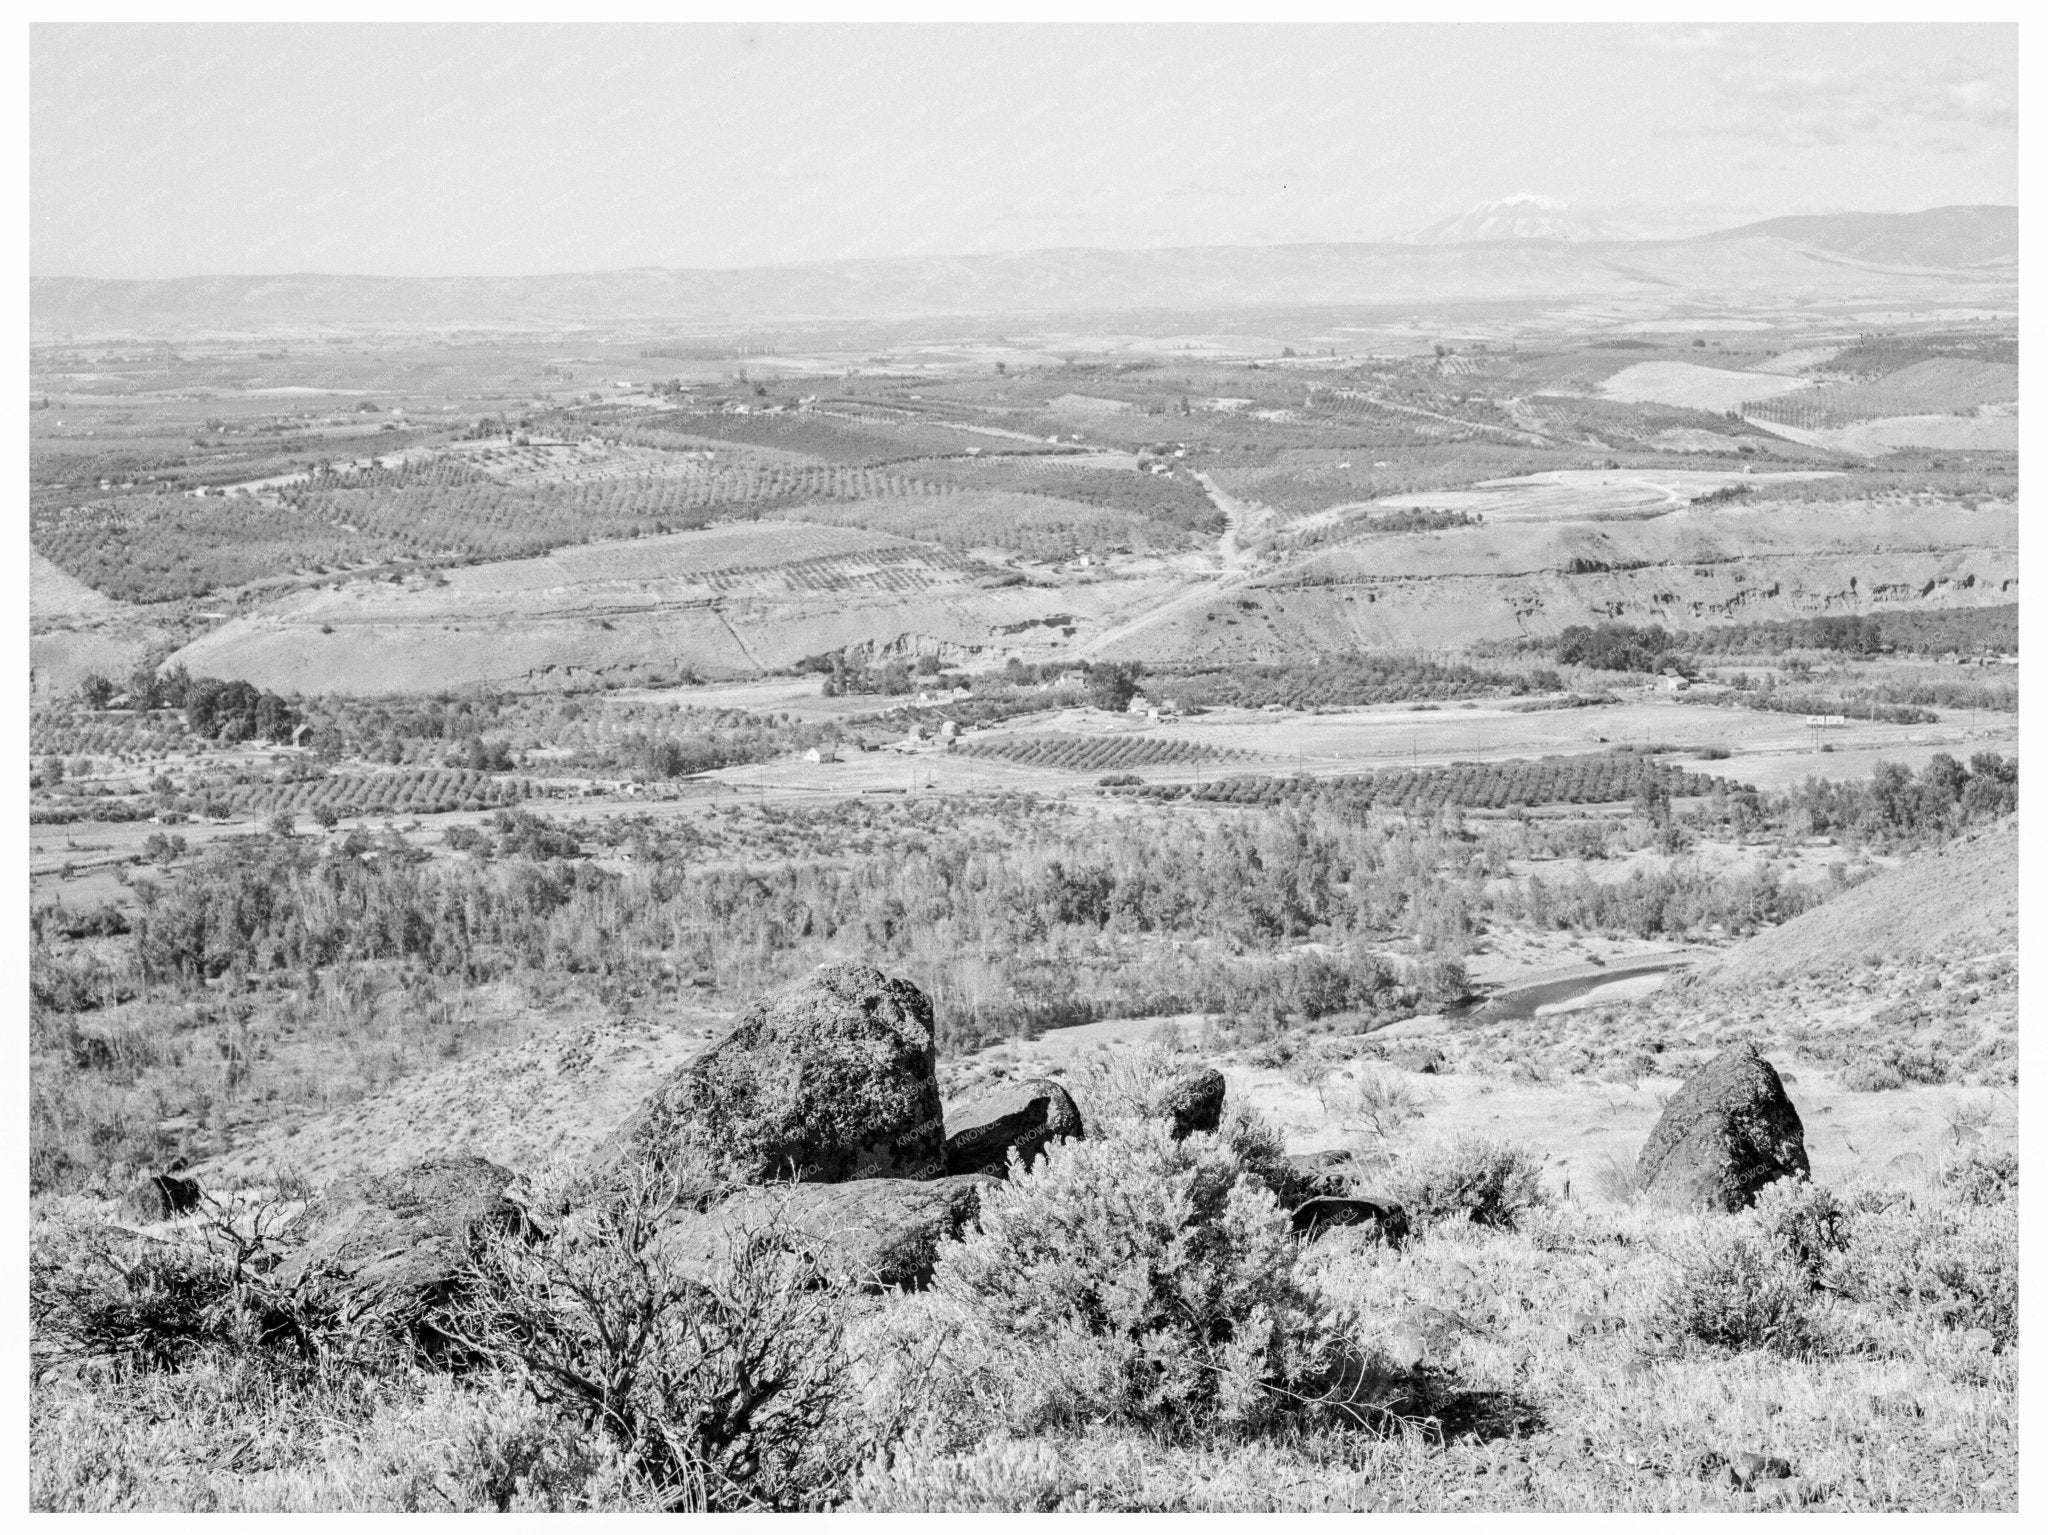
[1291,1195,1410,1246]
[943,1078,1083,1177]
[1636,1043,1809,1211]
[1386,1045,1447,1076]
[593,964,945,1188]
[119,1171,203,1225]
[1148,1066,1226,1140]
[1276,1149,1358,1205]
[273,1154,532,1324]
[656,1175,995,1292]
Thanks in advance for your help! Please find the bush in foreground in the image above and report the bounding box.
[1654,1220,1826,1358]
[451,1170,874,1511]
[920,1119,1329,1437]
[1825,1195,2018,1348]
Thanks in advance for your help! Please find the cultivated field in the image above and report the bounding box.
[28,290,2020,1514]
[1600,361,1812,412]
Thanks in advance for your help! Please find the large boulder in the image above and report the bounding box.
[944,1078,1083,1177]
[1149,1066,1226,1140]
[594,964,946,1188]
[657,1175,994,1292]
[273,1154,532,1324]
[1636,1043,1809,1211]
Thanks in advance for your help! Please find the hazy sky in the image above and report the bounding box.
[33,23,2017,279]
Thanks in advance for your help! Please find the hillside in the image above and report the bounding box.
[1699,206,2017,269]
[1084,499,2017,663]
[157,493,2017,694]
[1700,816,2018,990]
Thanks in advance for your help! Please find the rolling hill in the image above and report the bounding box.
[30,206,2017,335]
[1698,205,2016,269]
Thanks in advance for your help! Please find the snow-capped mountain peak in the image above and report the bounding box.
[1406,194,1616,244]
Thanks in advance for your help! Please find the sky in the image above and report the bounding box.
[32,23,2018,279]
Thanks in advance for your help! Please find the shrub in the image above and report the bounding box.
[927,1119,1325,1436]
[1320,1067,1424,1142]
[1055,1044,1291,1197]
[1054,1041,1192,1129]
[1749,1176,1852,1280]
[30,1210,249,1376]
[1654,1223,1824,1357]
[1825,1198,2018,1347]
[1839,1058,1906,1092]
[452,1171,868,1510]
[1940,1144,2018,1206]
[1387,1136,1547,1229]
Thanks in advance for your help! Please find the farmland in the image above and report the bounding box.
[1126,750,1737,811]
[31,307,2018,711]
[957,732,1250,774]
[26,311,2025,1520]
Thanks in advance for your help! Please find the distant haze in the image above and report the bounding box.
[33,23,2016,280]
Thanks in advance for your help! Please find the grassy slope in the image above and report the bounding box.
[1701,817,2016,990]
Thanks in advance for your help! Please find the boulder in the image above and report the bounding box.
[657,1175,994,1292]
[1636,1043,1809,1211]
[943,1078,1083,1177]
[119,1171,203,1225]
[594,964,945,1188]
[1148,1066,1226,1139]
[273,1154,531,1323]
[1276,1149,1358,1204]
[1291,1195,1410,1247]
[1272,1148,1399,1208]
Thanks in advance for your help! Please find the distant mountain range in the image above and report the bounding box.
[29,205,2015,337]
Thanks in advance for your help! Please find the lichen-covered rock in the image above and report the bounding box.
[943,1078,1083,1177]
[273,1154,530,1322]
[119,1172,203,1226]
[1637,1043,1809,1211]
[596,964,945,1188]
[1274,1149,1373,1204]
[1290,1195,1409,1246]
[1148,1066,1226,1140]
[657,1175,994,1292]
